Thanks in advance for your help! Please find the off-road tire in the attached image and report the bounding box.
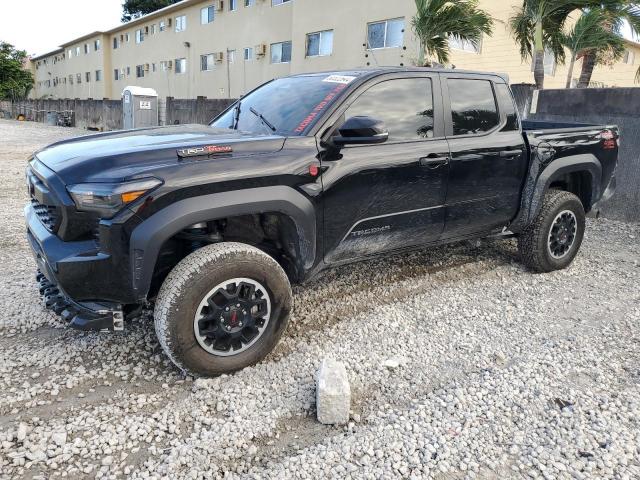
[154,242,292,376]
[518,190,586,273]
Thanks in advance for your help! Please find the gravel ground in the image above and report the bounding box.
[1,119,639,480]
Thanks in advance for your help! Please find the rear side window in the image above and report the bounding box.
[495,83,520,131]
[343,78,435,142]
[448,79,499,136]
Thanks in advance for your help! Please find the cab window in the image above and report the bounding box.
[343,78,435,142]
[448,79,499,136]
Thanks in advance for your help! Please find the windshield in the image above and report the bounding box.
[210,75,355,136]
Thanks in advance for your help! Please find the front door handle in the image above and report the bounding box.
[499,150,524,158]
[419,156,450,168]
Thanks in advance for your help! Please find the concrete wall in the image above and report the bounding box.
[166,97,234,125]
[2,97,234,131]
[528,88,640,223]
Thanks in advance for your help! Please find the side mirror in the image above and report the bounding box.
[333,116,389,146]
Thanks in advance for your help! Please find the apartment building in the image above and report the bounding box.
[30,0,640,101]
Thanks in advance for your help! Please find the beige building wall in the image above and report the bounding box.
[30,0,640,101]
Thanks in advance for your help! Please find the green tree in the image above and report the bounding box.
[0,42,33,100]
[411,0,494,66]
[576,1,640,88]
[509,0,605,89]
[122,0,182,22]
[562,9,625,87]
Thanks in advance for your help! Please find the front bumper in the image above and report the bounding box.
[25,203,124,331]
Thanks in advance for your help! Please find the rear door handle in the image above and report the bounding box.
[499,150,524,158]
[419,156,450,168]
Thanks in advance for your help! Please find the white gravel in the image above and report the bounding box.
[1,119,639,479]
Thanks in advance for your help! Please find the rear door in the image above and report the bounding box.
[441,75,527,238]
[318,73,450,263]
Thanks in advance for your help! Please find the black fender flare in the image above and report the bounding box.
[511,154,602,232]
[129,186,316,300]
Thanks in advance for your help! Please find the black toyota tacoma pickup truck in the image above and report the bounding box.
[25,68,618,375]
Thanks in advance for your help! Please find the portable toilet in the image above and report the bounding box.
[122,86,159,129]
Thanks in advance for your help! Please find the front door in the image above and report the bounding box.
[319,74,450,263]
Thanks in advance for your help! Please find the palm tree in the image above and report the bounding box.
[412,0,494,67]
[576,1,640,88]
[562,9,625,87]
[509,0,606,89]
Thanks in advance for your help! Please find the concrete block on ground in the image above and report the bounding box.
[316,358,351,425]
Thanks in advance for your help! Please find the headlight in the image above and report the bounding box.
[67,178,162,217]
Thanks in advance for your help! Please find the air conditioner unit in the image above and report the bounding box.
[255,44,267,57]
[215,0,225,11]
[144,63,150,71]
[215,52,225,62]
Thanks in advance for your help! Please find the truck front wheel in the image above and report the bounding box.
[518,190,586,273]
[154,242,292,376]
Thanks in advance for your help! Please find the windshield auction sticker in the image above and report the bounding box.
[322,75,357,84]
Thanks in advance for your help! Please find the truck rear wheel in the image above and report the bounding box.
[518,190,586,273]
[154,242,292,376]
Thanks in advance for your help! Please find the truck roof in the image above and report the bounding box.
[291,67,508,83]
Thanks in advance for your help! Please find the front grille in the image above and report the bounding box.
[31,198,59,232]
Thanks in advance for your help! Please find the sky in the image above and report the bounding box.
[2,0,638,57]
[3,0,124,56]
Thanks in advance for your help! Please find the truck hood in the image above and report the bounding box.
[34,124,285,183]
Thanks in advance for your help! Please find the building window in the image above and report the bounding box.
[136,29,145,43]
[623,49,635,65]
[95,39,101,51]
[271,41,292,63]
[125,33,130,42]
[126,66,131,76]
[95,70,102,81]
[245,0,255,5]
[159,20,166,32]
[76,46,81,56]
[85,72,91,82]
[136,65,145,78]
[367,18,404,49]
[228,50,236,63]
[69,74,74,85]
[151,24,156,35]
[175,58,187,73]
[306,30,333,57]
[272,0,291,5]
[230,0,237,10]
[449,36,481,53]
[84,44,89,54]
[68,49,73,58]
[160,61,168,71]
[201,6,214,24]
[76,73,82,84]
[244,47,254,61]
[114,69,120,80]
[201,54,215,71]
[113,37,119,49]
[175,15,187,32]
